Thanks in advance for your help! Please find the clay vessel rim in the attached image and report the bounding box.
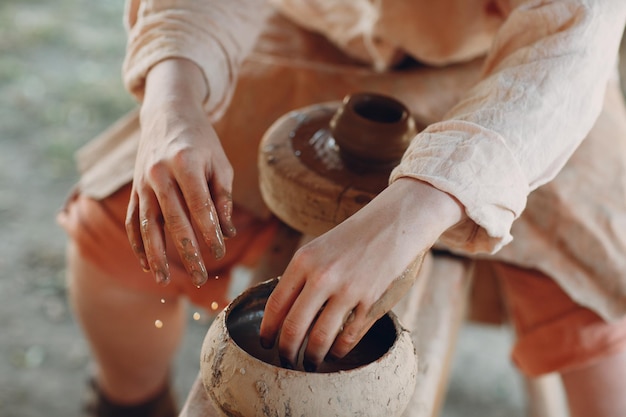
[220,277,410,376]
[329,96,415,131]
[341,92,411,126]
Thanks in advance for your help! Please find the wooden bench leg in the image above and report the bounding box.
[178,374,224,417]
[395,253,473,417]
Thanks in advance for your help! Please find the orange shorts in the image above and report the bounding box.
[59,185,626,376]
[492,262,626,376]
[57,184,279,311]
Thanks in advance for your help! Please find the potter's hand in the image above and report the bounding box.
[259,178,466,370]
[125,59,236,286]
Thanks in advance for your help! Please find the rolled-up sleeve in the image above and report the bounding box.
[122,0,270,119]
[390,0,626,254]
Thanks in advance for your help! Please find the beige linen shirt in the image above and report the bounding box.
[77,0,626,320]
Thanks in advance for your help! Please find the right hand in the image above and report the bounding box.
[125,59,237,287]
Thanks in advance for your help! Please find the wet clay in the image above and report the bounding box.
[291,111,389,195]
[226,281,395,373]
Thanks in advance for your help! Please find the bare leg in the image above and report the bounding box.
[66,241,186,405]
[561,348,626,417]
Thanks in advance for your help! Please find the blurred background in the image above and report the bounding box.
[1,1,624,416]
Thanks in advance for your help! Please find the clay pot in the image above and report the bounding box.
[200,278,418,417]
[330,92,417,172]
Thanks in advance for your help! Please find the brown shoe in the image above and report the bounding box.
[83,379,178,417]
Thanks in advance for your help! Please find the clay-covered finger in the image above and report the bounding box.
[259,273,305,356]
[274,280,335,368]
[166,218,208,286]
[155,183,208,286]
[213,188,236,239]
[137,192,170,285]
[302,300,355,372]
[189,192,226,260]
[125,191,149,272]
[206,152,236,238]
[176,168,227,259]
[328,306,373,360]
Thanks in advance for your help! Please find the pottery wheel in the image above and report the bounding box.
[258,101,402,236]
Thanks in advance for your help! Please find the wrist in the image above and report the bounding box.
[141,58,208,119]
[386,177,467,240]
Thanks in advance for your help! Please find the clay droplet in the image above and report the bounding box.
[193,312,201,321]
[154,320,163,329]
[211,301,219,311]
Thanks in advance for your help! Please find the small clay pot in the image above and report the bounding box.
[330,92,417,172]
[200,278,417,417]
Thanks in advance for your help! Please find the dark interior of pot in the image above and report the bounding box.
[350,93,407,124]
[226,280,397,373]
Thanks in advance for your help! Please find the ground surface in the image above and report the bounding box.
[1,2,625,416]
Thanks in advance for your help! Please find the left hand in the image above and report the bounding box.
[259,178,466,370]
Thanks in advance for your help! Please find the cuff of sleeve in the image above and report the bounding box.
[122,9,234,119]
[390,120,529,254]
